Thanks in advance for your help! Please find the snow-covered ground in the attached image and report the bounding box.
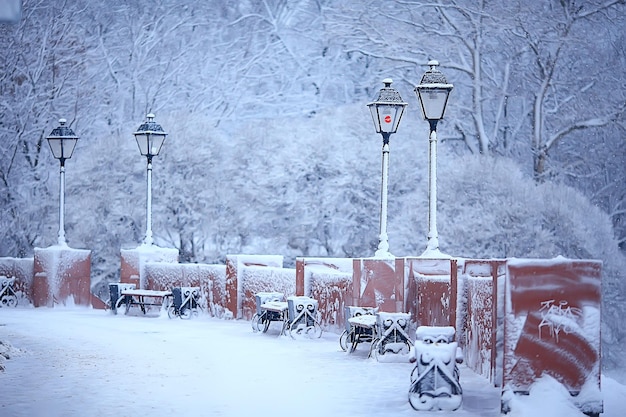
[0,307,624,417]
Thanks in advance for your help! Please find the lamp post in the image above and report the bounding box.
[133,113,167,246]
[46,118,79,246]
[414,60,453,256]
[367,78,408,258]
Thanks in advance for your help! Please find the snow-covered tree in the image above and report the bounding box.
[509,0,625,181]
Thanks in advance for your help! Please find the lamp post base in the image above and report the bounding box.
[374,249,395,259]
[419,247,451,259]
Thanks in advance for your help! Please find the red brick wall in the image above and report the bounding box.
[224,255,284,319]
[144,262,227,317]
[296,257,353,330]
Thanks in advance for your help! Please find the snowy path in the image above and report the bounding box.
[0,308,622,417]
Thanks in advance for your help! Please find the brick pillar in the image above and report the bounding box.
[404,257,455,327]
[33,246,91,307]
[295,258,305,296]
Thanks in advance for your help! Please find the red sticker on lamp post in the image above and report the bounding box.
[384,115,392,123]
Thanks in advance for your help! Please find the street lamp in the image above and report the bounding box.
[414,60,453,256]
[46,118,79,246]
[367,78,408,258]
[133,113,167,246]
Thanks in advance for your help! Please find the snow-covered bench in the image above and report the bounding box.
[252,292,287,333]
[287,296,322,338]
[339,306,378,353]
[372,312,413,359]
[0,276,18,307]
[251,293,322,338]
[408,326,463,411]
[115,288,173,315]
[168,287,202,319]
[108,283,136,313]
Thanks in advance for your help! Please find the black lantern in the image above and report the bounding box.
[367,78,407,136]
[414,60,453,124]
[47,119,78,164]
[134,113,167,161]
